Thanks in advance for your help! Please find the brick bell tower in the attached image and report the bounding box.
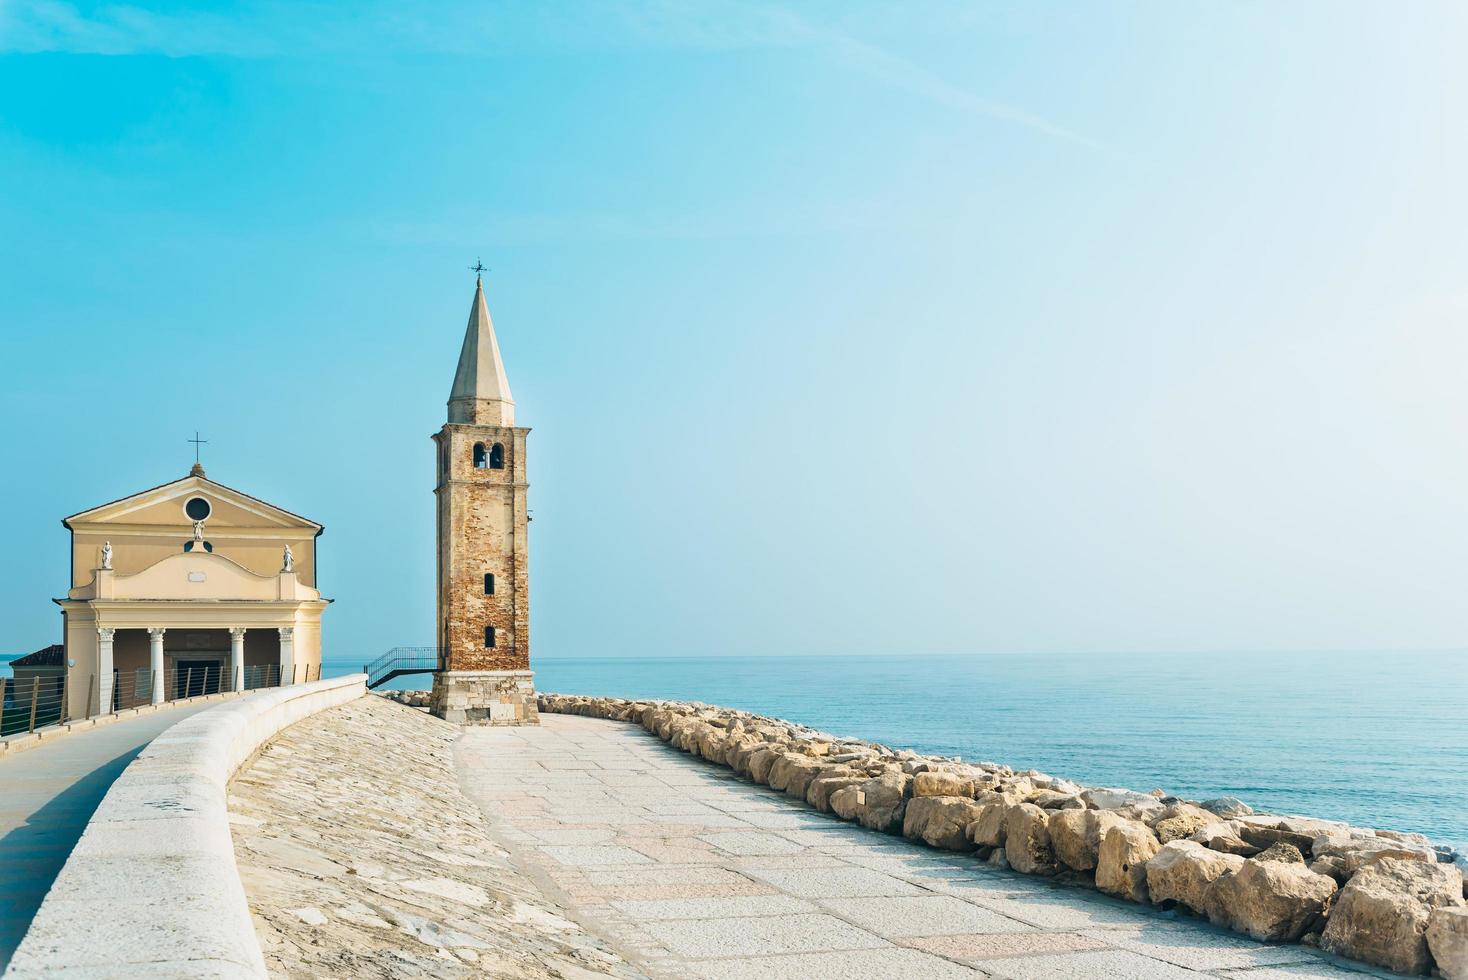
[428,272,538,725]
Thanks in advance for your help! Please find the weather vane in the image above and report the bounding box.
[469,258,488,279]
[188,431,208,464]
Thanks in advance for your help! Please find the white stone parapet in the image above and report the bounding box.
[4,673,366,978]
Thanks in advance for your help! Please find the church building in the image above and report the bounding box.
[54,466,331,719]
[429,274,537,724]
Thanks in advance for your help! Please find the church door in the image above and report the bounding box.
[174,658,223,698]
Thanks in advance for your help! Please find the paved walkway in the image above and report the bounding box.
[457,714,1396,980]
[0,703,215,971]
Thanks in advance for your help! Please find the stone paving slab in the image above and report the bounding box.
[817,894,1033,938]
[643,912,887,958]
[455,714,1404,980]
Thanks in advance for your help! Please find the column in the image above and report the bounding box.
[148,627,166,704]
[278,626,294,686]
[96,627,115,716]
[229,627,246,692]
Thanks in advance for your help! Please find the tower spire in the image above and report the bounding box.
[447,275,515,426]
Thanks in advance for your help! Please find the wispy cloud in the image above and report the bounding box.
[765,8,1104,150]
[0,0,283,56]
[0,0,1100,149]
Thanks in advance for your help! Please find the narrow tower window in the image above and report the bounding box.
[489,443,505,469]
[484,625,496,648]
[484,573,495,595]
[473,443,488,468]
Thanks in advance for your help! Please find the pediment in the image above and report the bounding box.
[65,474,321,531]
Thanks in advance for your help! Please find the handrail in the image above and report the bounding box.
[363,648,443,690]
[1,663,322,740]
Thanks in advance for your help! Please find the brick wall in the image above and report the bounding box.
[433,423,531,672]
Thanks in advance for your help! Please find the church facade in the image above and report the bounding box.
[428,275,537,724]
[54,467,330,718]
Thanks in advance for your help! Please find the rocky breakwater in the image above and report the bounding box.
[538,692,1468,978]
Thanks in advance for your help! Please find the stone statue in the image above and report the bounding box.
[283,543,294,572]
[193,520,206,542]
[101,541,113,570]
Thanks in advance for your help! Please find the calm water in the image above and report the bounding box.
[330,651,1468,851]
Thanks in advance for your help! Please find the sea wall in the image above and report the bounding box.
[537,693,1468,979]
[5,674,367,979]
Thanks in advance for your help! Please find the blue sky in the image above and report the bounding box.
[2,1,1465,659]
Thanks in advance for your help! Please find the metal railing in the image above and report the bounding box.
[0,670,66,737]
[365,647,441,689]
[0,663,325,738]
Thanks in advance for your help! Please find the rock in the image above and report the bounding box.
[1152,805,1216,845]
[1240,824,1316,855]
[1278,816,1351,838]
[1202,797,1253,818]
[853,772,910,833]
[1255,842,1305,864]
[1034,776,1083,795]
[903,796,982,851]
[1096,821,1160,903]
[912,771,975,798]
[695,728,732,765]
[290,907,329,926]
[1313,836,1439,875]
[726,740,761,776]
[1310,856,1349,884]
[1004,803,1057,875]
[1204,858,1337,941]
[767,754,821,793]
[1048,809,1126,872]
[746,746,781,784]
[1081,787,1159,810]
[829,785,863,821]
[1428,907,1468,980]
[807,771,865,812]
[1320,857,1466,975]
[1029,790,1084,810]
[1191,821,1261,857]
[968,801,1011,848]
[782,760,824,802]
[1145,840,1245,913]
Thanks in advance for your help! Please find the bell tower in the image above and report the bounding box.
[428,273,538,725]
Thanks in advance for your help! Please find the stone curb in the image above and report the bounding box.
[2,674,367,979]
[0,689,253,761]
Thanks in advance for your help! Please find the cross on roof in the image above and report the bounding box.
[469,258,488,279]
[188,431,208,464]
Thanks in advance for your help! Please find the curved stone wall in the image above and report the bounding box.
[4,674,366,979]
[538,693,1468,979]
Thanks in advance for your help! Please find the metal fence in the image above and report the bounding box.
[0,670,65,737]
[0,662,323,739]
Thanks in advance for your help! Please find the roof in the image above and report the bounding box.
[11,644,63,668]
[447,276,515,426]
[62,469,323,531]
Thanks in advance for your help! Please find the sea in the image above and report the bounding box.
[8,649,1464,851]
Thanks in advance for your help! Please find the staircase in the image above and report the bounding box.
[364,647,441,690]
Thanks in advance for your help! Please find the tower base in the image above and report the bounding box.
[429,670,539,726]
